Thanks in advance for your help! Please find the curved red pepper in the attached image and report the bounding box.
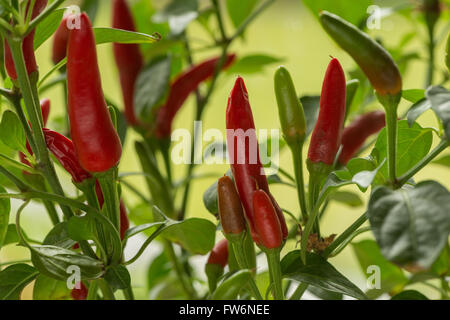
[71,282,88,300]
[226,77,288,243]
[52,15,69,65]
[67,13,122,173]
[112,0,144,126]
[308,58,346,165]
[252,190,283,250]
[207,239,229,268]
[155,54,236,138]
[4,0,48,80]
[43,128,92,183]
[338,111,386,165]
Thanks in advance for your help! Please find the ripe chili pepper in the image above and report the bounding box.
[308,58,346,167]
[43,128,92,183]
[274,66,306,145]
[252,190,283,250]
[71,282,88,300]
[67,13,122,173]
[112,0,144,126]
[155,54,237,138]
[4,0,48,80]
[205,239,229,292]
[52,15,69,65]
[217,176,246,236]
[226,77,288,243]
[320,11,402,97]
[338,111,386,165]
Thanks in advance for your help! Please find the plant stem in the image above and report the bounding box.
[25,0,65,35]
[98,279,116,300]
[290,282,308,300]
[87,280,98,300]
[122,286,135,300]
[426,19,436,87]
[266,249,284,300]
[290,143,308,222]
[96,168,120,230]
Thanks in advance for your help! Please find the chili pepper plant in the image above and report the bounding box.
[0,0,449,301]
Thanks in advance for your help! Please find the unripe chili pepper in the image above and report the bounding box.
[252,190,283,250]
[112,0,144,126]
[320,11,402,96]
[308,58,346,166]
[274,66,306,145]
[205,239,229,292]
[71,282,88,300]
[422,0,441,31]
[67,13,122,173]
[52,15,69,65]
[338,111,386,165]
[217,176,246,236]
[155,54,237,138]
[4,0,48,80]
[226,77,288,243]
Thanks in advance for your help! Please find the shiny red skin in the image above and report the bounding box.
[338,111,386,165]
[71,282,88,300]
[252,190,283,250]
[308,58,346,165]
[112,0,144,126]
[207,239,229,268]
[43,129,92,183]
[155,54,236,138]
[67,13,122,173]
[4,0,48,80]
[226,77,288,244]
[52,16,69,65]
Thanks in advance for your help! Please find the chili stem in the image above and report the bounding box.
[266,249,284,300]
[290,282,308,300]
[87,280,98,300]
[98,279,116,300]
[96,168,121,231]
[426,21,436,87]
[290,143,308,222]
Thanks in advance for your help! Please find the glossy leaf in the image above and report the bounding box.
[427,86,450,139]
[33,274,71,300]
[0,110,26,153]
[0,264,39,300]
[94,27,160,44]
[34,9,65,50]
[402,89,425,103]
[227,54,283,75]
[104,265,131,290]
[43,222,77,249]
[212,270,252,300]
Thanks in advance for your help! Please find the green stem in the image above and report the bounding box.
[98,279,116,300]
[290,143,308,223]
[87,280,98,300]
[308,177,321,238]
[42,199,60,225]
[96,168,120,231]
[266,249,284,300]
[25,0,65,35]
[290,282,308,300]
[426,20,435,87]
[122,286,135,300]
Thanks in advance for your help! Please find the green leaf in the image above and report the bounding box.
[147,250,172,291]
[67,215,96,242]
[308,286,343,300]
[391,290,428,300]
[34,9,65,50]
[212,270,252,300]
[33,274,71,300]
[328,191,363,207]
[81,0,100,22]
[94,27,160,45]
[0,264,39,300]
[302,0,372,26]
[352,240,408,299]
[432,154,450,167]
[0,110,26,153]
[300,95,320,137]
[227,54,284,75]
[3,224,19,247]
[124,221,165,240]
[153,0,198,36]
[281,251,367,300]
[30,245,104,281]
[226,0,259,28]
[43,222,77,249]
[368,181,450,270]
[427,86,450,139]
[373,121,433,179]
[402,89,426,103]
[134,56,172,122]
[104,265,131,290]
[0,185,10,249]
[406,99,432,127]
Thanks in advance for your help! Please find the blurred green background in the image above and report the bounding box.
[1,0,449,299]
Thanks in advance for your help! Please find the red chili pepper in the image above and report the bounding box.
[252,190,283,250]
[308,58,346,166]
[338,111,386,165]
[112,0,144,126]
[4,0,48,80]
[52,15,69,65]
[207,239,229,268]
[155,54,236,138]
[71,282,88,300]
[43,128,92,183]
[67,13,122,173]
[226,76,288,243]
[217,176,246,236]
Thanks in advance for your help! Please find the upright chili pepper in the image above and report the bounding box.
[226,77,288,243]
[67,13,122,173]
[52,15,70,65]
[205,239,229,292]
[217,176,246,236]
[338,111,386,165]
[319,11,402,97]
[112,0,144,126]
[252,190,283,250]
[71,282,88,300]
[155,54,237,139]
[4,0,48,80]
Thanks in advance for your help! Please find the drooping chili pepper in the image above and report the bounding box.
[252,190,283,250]
[205,239,229,292]
[71,282,88,300]
[43,128,92,183]
[4,0,48,80]
[112,0,144,126]
[217,176,246,236]
[155,54,237,139]
[338,111,386,165]
[307,58,346,167]
[67,13,122,173]
[52,15,70,65]
[319,11,402,97]
[226,77,288,243]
